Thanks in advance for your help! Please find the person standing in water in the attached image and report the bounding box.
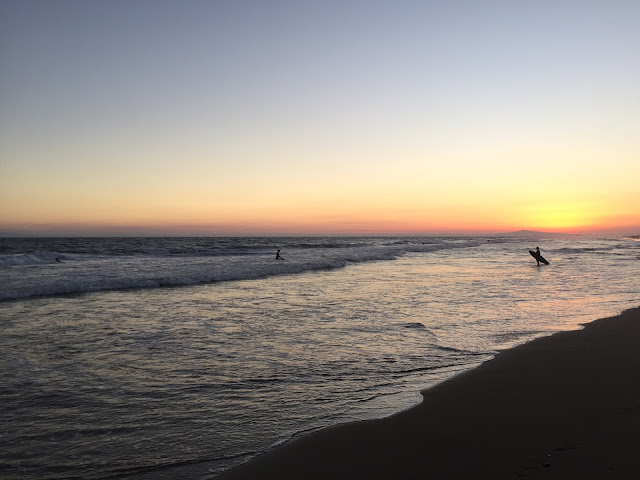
[535,246,541,266]
[276,249,282,260]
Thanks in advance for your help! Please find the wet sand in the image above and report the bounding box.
[218,306,640,479]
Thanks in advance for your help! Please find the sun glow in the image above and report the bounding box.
[525,204,595,230]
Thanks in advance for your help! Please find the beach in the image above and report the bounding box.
[3,1,639,478]
[1,236,638,479]
[219,306,640,479]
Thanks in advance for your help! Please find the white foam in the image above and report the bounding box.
[0,241,481,301]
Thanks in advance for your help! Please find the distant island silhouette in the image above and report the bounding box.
[500,230,575,238]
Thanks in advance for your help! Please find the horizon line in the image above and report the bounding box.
[2,228,638,238]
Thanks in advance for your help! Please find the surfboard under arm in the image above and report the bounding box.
[529,250,550,265]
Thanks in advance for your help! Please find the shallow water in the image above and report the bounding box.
[1,236,638,479]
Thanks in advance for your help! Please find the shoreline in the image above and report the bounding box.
[218,306,640,479]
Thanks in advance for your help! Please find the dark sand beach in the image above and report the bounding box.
[219,307,640,479]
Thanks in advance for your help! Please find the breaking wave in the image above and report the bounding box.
[0,238,483,301]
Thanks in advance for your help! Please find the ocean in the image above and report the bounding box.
[1,235,638,479]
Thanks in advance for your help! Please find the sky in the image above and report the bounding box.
[1,0,638,236]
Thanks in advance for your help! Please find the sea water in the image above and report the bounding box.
[1,235,638,479]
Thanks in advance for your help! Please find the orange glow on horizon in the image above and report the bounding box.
[2,214,638,236]
[1,158,638,236]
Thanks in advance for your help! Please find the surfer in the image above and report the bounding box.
[529,246,549,265]
[276,249,282,260]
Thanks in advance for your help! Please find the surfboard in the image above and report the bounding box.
[529,250,549,265]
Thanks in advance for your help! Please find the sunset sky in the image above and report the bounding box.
[1,1,638,236]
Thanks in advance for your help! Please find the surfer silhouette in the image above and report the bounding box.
[276,249,282,260]
[529,246,549,266]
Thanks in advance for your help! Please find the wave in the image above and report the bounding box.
[0,239,483,301]
[0,236,456,259]
[402,322,427,329]
[550,247,614,254]
[0,251,71,267]
[550,247,639,258]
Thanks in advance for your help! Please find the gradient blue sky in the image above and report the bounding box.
[1,1,638,235]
